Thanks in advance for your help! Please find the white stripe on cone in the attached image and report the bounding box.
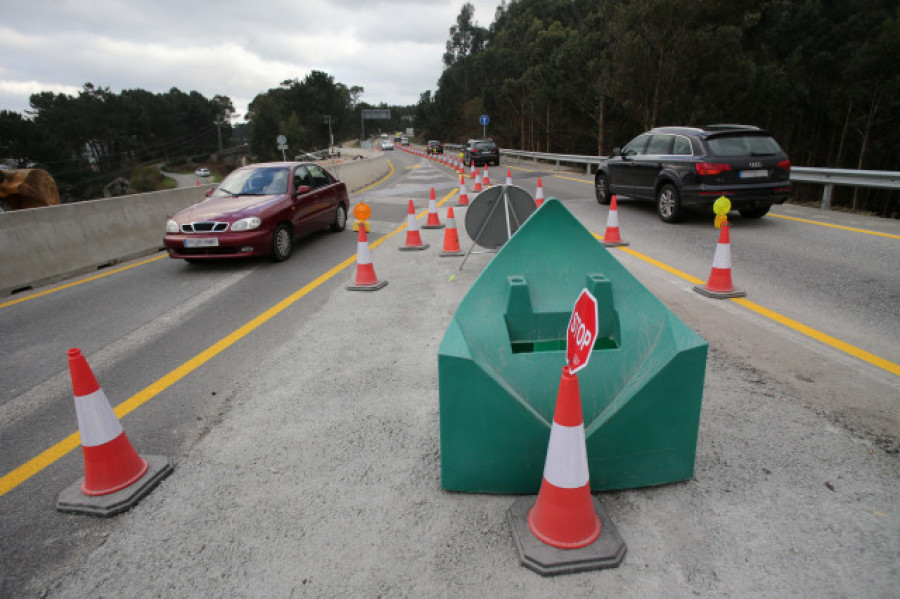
[357,238,373,264]
[75,388,124,447]
[407,210,420,232]
[606,210,619,228]
[712,243,731,269]
[542,422,590,489]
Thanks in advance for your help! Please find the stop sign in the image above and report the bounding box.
[566,289,598,374]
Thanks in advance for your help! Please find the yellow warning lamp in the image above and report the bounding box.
[713,196,732,229]
[352,201,371,232]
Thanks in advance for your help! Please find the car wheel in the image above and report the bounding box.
[739,204,771,218]
[271,223,293,262]
[595,173,611,205]
[656,183,684,223]
[330,203,347,232]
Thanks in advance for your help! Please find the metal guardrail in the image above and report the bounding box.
[789,167,900,210]
[474,148,899,210]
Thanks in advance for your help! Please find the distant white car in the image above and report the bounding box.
[195,168,210,177]
[380,141,394,151]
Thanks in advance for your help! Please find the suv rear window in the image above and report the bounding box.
[473,141,496,149]
[707,135,783,156]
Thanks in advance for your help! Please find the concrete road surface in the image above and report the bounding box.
[36,165,900,597]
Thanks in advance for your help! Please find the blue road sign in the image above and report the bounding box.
[479,114,490,126]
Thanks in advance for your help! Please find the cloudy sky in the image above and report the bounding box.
[1,0,501,121]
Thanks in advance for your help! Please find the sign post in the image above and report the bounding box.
[276,135,287,161]
[479,114,489,138]
[566,289,598,374]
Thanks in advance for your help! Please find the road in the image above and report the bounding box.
[1,149,897,596]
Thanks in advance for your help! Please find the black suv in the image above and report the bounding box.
[463,139,500,167]
[427,140,443,155]
[595,125,791,222]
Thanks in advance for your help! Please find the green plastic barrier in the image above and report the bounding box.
[439,198,708,493]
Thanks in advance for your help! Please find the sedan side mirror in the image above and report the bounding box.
[612,147,622,157]
[294,185,311,197]
[205,189,214,198]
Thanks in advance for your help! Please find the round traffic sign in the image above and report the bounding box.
[479,114,489,126]
[276,135,287,145]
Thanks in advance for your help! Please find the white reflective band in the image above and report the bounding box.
[712,244,731,269]
[357,241,372,264]
[429,200,438,211]
[407,213,418,230]
[74,388,123,447]
[607,211,619,227]
[542,422,590,489]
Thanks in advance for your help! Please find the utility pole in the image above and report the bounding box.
[325,115,334,154]
[214,117,224,154]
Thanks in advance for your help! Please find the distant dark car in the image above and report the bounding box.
[427,140,443,155]
[463,138,500,167]
[595,125,791,222]
[164,162,348,262]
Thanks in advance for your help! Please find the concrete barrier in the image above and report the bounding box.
[0,156,390,297]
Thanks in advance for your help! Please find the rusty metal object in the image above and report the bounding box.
[0,169,61,211]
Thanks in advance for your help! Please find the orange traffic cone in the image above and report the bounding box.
[470,163,476,178]
[694,221,746,298]
[422,187,445,229]
[195,180,199,186]
[400,199,429,250]
[457,175,469,207]
[506,169,513,186]
[507,363,627,575]
[473,169,483,192]
[348,225,388,289]
[527,366,601,549]
[483,166,491,187]
[440,207,464,257]
[535,177,545,207]
[601,195,629,247]
[56,348,173,516]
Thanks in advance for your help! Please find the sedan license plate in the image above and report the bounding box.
[184,238,219,248]
[739,169,768,178]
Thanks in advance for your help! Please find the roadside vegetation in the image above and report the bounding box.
[419,0,899,217]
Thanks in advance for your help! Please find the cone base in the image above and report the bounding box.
[57,454,173,517]
[508,495,626,576]
[421,224,445,230]
[456,201,469,207]
[602,241,629,248]
[693,285,746,299]
[347,280,388,291]
[439,250,465,257]
[399,243,429,251]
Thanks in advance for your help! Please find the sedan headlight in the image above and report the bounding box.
[166,219,179,233]
[231,217,261,232]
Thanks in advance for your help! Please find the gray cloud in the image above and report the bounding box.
[0,0,499,120]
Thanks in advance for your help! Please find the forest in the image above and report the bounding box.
[418,0,899,216]
[0,0,897,215]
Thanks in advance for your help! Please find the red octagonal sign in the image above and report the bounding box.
[567,288,598,374]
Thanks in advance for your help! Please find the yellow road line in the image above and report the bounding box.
[0,255,167,310]
[354,159,395,194]
[769,214,900,239]
[730,298,900,376]
[594,232,899,377]
[0,174,411,499]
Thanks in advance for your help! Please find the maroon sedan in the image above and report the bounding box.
[164,162,348,262]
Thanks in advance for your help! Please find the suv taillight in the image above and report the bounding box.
[696,162,732,176]
[777,159,791,173]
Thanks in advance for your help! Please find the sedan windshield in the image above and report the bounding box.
[212,167,290,198]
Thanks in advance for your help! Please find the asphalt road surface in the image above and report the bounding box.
[1,149,897,596]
